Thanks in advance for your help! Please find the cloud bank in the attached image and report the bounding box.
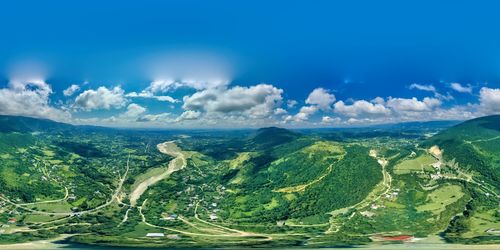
[0,76,499,128]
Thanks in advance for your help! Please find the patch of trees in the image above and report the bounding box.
[290,145,382,220]
[56,141,107,158]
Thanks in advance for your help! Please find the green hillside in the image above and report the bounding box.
[424,115,500,189]
[0,115,498,247]
[0,115,73,133]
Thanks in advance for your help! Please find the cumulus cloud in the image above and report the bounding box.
[450,82,472,93]
[175,110,202,122]
[182,84,283,118]
[321,116,341,124]
[386,97,441,112]
[334,100,391,117]
[126,79,226,103]
[122,103,147,118]
[63,84,80,96]
[274,108,287,115]
[146,79,227,93]
[305,88,336,111]
[479,87,500,114]
[0,79,70,121]
[74,86,127,111]
[284,105,318,122]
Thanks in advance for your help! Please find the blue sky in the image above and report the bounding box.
[0,0,499,128]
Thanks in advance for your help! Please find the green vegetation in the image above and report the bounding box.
[0,115,499,247]
[416,184,464,214]
[394,153,436,174]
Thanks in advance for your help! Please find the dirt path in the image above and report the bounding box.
[274,153,345,193]
[15,187,69,206]
[274,164,334,193]
[129,141,186,207]
[326,149,392,233]
[0,154,130,216]
[137,195,274,241]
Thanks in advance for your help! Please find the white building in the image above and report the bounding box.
[146,233,165,237]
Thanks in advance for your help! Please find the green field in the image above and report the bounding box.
[394,153,437,174]
[417,184,464,214]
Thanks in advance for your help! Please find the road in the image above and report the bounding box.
[326,149,392,233]
[0,154,130,216]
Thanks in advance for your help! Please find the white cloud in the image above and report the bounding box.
[321,116,341,124]
[145,79,228,93]
[434,92,454,101]
[479,87,500,114]
[371,96,385,104]
[0,79,70,121]
[409,83,453,101]
[409,83,436,92]
[127,79,226,103]
[450,82,472,93]
[287,100,298,108]
[296,106,318,120]
[122,103,147,118]
[136,113,173,123]
[274,108,287,115]
[182,84,283,119]
[74,86,127,111]
[386,97,441,112]
[126,91,177,103]
[63,84,80,96]
[176,110,202,122]
[334,100,391,117]
[305,88,336,111]
[284,105,318,122]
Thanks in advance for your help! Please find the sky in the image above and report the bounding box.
[0,0,499,128]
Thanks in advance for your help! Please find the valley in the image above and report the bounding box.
[0,115,498,248]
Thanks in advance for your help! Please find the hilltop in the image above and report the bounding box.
[0,115,73,133]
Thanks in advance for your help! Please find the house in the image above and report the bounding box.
[430,174,441,180]
[146,233,165,237]
[162,214,178,221]
[7,218,17,224]
[209,213,218,220]
[167,234,181,240]
[360,211,375,218]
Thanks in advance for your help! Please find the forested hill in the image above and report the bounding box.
[249,127,301,149]
[427,115,500,142]
[424,115,500,189]
[0,115,74,133]
[0,115,117,134]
